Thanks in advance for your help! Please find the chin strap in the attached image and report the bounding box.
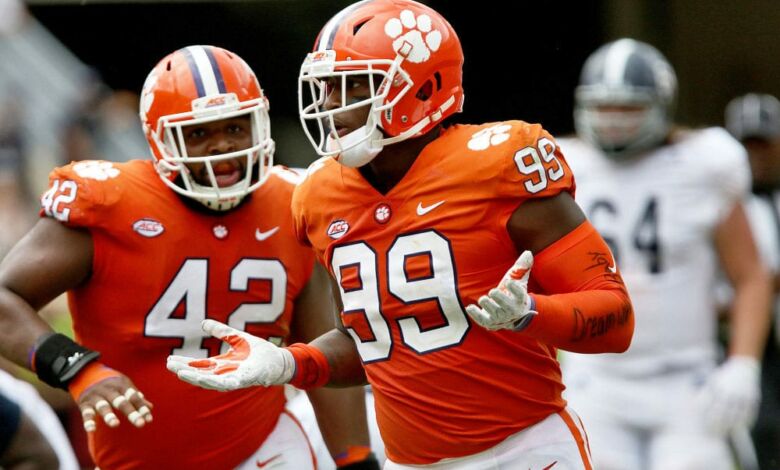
[378,94,456,147]
[332,94,458,168]
[332,126,385,168]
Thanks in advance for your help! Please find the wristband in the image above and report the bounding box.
[32,333,100,390]
[512,295,537,331]
[286,343,330,389]
[335,445,378,469]
[67,361,122,401]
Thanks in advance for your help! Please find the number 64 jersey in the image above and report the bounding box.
[292,121,576,465]
[40,160,314,470]
[557,128,750,376]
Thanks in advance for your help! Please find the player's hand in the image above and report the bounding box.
[465,250,537,331]
[69,362,154,433]
[696,355,761,435]
[166,319,295,391]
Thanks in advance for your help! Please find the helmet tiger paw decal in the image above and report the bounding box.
[139,71,158,121]
[384,10,442,64]
[467,124,512,151]
[73,161,120,180]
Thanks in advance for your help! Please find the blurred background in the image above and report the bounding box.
[0,0,778,467]
[2,0,779,195]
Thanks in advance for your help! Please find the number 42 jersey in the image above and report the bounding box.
[292,121,576,465]
[40,160,314,470]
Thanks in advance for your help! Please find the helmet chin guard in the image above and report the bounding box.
[325,125,385,168]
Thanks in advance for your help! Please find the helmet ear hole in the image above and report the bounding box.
[353,18,371,36]
[416,80,433,101]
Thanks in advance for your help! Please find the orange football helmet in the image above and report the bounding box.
[140,45,274,210]
[298,0,464,167]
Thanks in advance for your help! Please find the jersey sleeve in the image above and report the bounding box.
[700,128,751,222]
[39,160,122,229]
[493,122,576,201]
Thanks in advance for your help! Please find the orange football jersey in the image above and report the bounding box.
[292,121,576,464]
[41,160,314,470]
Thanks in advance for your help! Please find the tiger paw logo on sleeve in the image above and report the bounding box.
[467,124,512,151]
[73,161,121,180]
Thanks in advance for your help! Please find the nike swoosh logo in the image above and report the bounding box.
[608,264,617,273]
[542,462,558,470]
[416,200,445,216]
[256,454,282,468]
[255,226,279,241]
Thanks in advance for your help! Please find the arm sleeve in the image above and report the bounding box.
[523,220,635,353]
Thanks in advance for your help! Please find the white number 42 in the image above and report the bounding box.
[41,179,78,222]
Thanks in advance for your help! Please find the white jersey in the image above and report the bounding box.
[0,369,79,470]
[286,387,386,469]
[559,128,750,376]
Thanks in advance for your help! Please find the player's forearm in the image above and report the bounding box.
[521,221,634,353]
[528,287,634,353]
[287,328,366,389]
[311,328,367,387]
[728,265,773,359]
[0,288,52,369]
[307,386,372,459]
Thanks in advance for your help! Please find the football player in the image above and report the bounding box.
[558,39,773,469]
[168,2,637,469]
[287,386,386,469]
[0,369,79,469]
[0,389,60,469]
[725,92,780,470]
[0,45,376,469]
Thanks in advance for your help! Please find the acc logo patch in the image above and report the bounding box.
[132,218,164,238]
[327,219,350,239]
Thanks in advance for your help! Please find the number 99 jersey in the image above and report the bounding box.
[557,128,750,376]
[292,121,576,465]
[40,160,314,470]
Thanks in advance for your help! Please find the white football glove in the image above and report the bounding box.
[166,319,295,391]
[465,251,537,331]
[696,355,761,435]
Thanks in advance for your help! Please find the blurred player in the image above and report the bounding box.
[558,39,772,470]
[287,386,386,469]
[168,2,636,468]
[0,45,374,469]
[726,92,780,470]
[0,368,79,469]
[0,389,59,470]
